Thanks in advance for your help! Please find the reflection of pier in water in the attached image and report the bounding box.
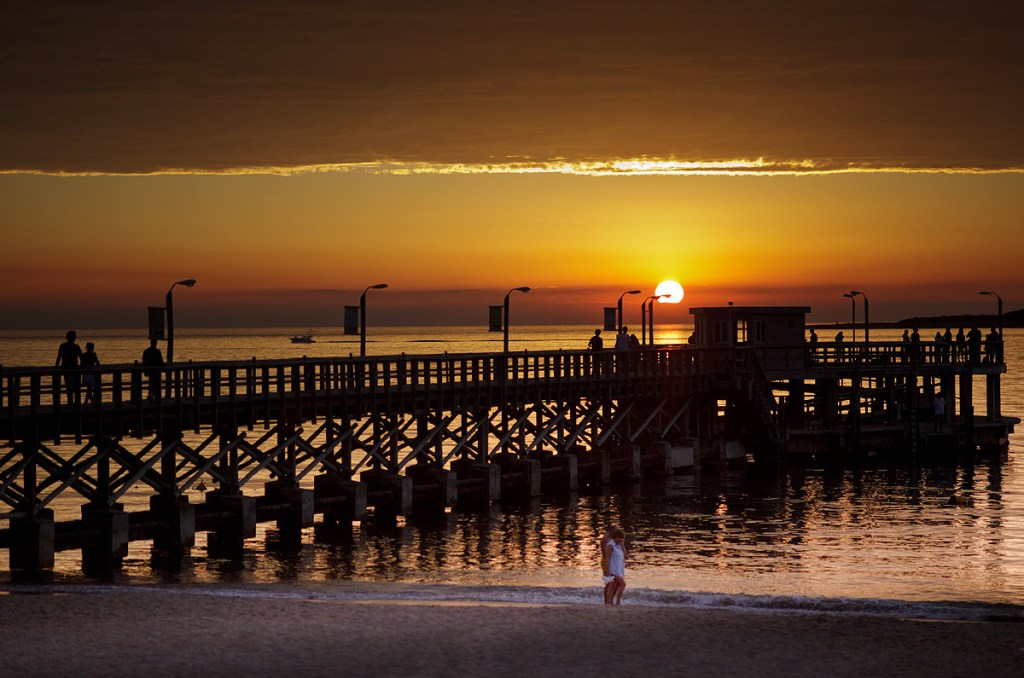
[0,310,1015,574]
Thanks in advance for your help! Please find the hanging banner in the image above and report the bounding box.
[603,307,617,331]
[343,305,360,335]
[488,305,503,332]
[147,306,166,340]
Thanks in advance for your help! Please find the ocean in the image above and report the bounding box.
[1,325,1022,621]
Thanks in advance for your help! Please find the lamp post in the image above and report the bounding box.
[165,278,196,364]
[843,292,856,343]
[503,286,531,352]
[360,283,389,357]
[642,294,669,346]
[617,289,642,331]
[978,291,1003,337]
[850,290,869,343]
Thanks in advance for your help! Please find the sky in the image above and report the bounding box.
[1,1,1022,329]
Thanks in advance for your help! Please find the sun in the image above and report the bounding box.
[655,280,684,304]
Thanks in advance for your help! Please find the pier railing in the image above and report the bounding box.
[1,347,719,442]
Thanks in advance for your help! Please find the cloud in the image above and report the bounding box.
[2,1,1022,174]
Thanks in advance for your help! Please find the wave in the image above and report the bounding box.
[5,582,1021,622]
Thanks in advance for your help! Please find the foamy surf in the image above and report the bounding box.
[5,583,1021,623]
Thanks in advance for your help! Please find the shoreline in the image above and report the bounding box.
[1,586,1022,677]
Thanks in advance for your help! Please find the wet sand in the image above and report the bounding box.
[1,588,1021,677]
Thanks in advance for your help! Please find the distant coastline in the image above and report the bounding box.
[810,308,1023,331]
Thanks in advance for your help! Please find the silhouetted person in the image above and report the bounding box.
[614,326,631,374]
[967,327,982,365]
[614,326,630,351]
[955,327,966,362]
[984,328,999,363]
[142,338,164,401]
[942,327,953,364]
[629,332,640,350]
[808,328,818,343]
[81,341,100,405]
[834,330,844,363]
[55,330,83,405]
[910,327,921,366]
[588,329,604,376]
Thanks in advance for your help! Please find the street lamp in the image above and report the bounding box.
[850,290,869,343]
[641,294,669,346]
[978,291,1003,336]
[360,283,389,357]
[165,278,196,364]
[843,293,856,343]
[617,289,642,331]
[503,286,531,352]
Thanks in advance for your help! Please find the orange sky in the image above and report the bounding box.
[1,2,1022,329]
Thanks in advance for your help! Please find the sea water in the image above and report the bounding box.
[1,326,1022,621]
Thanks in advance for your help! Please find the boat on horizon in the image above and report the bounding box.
[290,330,315,344]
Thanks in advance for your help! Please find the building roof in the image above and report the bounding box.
[689,306,811,314]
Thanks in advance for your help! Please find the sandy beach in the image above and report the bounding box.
[1,587,1021,678]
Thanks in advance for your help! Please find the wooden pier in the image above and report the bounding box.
[0,318,1015,574]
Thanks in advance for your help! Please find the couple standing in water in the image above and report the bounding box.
[600,526,627,605]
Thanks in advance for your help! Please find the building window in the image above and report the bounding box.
[754,320,766,343]
[736,320,748,344]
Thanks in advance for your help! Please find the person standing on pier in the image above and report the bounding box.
[614,326,631,374]
[142,338,164,401]
[80,342,100,405]
[984,328,1000,364]
[588,329,604,376]
[955,328,966,362]
[55,330,83,406]
[943,328,953,364]
[968,327,982,364]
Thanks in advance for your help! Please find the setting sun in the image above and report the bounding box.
[655,280,685,304]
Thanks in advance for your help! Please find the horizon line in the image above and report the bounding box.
[5,158,1024,178]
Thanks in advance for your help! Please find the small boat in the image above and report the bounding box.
[290,330,315,344]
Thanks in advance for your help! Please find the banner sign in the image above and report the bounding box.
[147,306,166,340]
[488,305,503,332]
[603,307,617,331]
[343,306,360,335]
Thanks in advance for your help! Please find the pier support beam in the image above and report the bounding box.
[314,472,367,525]
[575,448,611,487]
[452,459,501,504]
[494,453,542,498]
[150,495,196,554]
[8,510,55,573]
[407,464,458,511]
[540,453,578,494]
[205,489,256,557]
[81,502,130,574]
[264,479,315,542]
[362,469,413,519]
[608,444,642,481]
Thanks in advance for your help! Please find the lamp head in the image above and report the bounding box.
[627,289,641,295]
[372,283,389,290]
[513,286,531,293]
[175,279,197,288]
[979,291,992,296]
[849,290,862,297]
[843,293,854,299]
